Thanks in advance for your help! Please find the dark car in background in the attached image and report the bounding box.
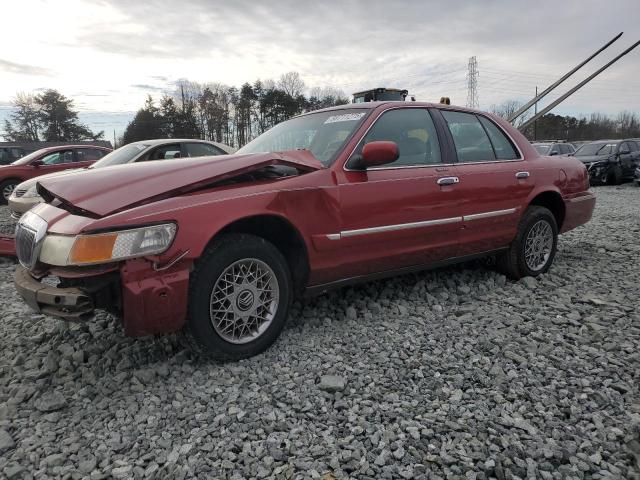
[8,139,235,216]
[0,146,27,165]
[573,139,640,185]
[0,145,111,203]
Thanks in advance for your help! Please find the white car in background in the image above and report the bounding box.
[8,139,235,218]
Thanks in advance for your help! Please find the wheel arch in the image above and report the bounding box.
[207,214,310,293]
[528,190,565,230]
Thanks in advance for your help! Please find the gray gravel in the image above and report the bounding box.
[0,185,639,479]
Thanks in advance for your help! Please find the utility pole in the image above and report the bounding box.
[534,86,538,141]
[113,130,116,149]
[466,56,479,109]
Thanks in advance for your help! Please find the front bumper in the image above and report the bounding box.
[14,266,94,320]
[14,259,191,336]
[8,195,41,216]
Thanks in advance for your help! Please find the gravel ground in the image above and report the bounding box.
[0,185,639,480]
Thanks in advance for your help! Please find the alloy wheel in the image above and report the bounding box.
[2,183,15,200]
[524,220,553,271]
[209,258,280,344]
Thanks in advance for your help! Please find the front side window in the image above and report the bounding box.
[442,111,495,162]
[237,108,369,166]
[145,144,182,161]
[40,150,74,165]
[354,108,442,167]
[185,143,223,158]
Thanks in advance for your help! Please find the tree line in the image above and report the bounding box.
[491,100,640,142]
[3,90,103,142]
[122,72,349,147]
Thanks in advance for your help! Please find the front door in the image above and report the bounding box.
[436,110,535,255]
[331,107,464,280]
[35,149,78,174]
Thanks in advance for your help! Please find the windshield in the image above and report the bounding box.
[90,143,150,168]
[533,144,550,155]
[11,149,50,165]
[575,142,617,156]
[236,109,369,166]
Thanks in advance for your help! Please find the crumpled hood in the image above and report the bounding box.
[575,155,612,164]
[37,150,324,217]
[17,168,86,191]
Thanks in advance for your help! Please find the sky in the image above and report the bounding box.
[1,0,639,142]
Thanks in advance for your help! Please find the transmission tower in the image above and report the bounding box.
[466,56,479,108]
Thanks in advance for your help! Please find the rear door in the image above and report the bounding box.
[331,106,464,279]
[437,110,534,256]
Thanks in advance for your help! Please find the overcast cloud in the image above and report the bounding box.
[0,0,638,137]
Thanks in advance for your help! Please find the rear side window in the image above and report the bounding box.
[442,111,495,162]
[185,143,223,157]
[478,116,519,160]
[75,148,106,162]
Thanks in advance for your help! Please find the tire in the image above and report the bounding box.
[185,233,292,361]
[0,179,18,204]
[497,206,558,280]
[605,165,622,185]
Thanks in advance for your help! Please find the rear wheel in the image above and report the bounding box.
[185,233,292,361]
[0,179,18,204]
[497,206,558,280]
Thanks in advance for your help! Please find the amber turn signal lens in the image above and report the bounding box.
[68,234,117,265]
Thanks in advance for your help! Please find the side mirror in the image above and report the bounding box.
[31,160,43,167]
[549,151,558,156]
[352,141,399,170]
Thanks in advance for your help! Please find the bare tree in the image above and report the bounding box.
[277,71,305,98]
[490,100,531,128]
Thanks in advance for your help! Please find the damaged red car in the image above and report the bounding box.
[14,102,595,360]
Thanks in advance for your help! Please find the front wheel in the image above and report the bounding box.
[185,233,292,361]
[0,180,18,204]
[497,206,558,280]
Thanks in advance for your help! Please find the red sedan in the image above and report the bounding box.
[13,102,594,360]
[0,145,111,203]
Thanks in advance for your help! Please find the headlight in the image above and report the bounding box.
[67,223,177,265]
[22,186,40,198]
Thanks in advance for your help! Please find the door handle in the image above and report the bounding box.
[437,176,459,186]
[515,171,530,179]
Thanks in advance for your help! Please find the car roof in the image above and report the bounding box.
[127,138,222,146]
[38,145,111,151]
[299,101,491,117]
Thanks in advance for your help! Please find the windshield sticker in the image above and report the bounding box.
[324,112,366,124]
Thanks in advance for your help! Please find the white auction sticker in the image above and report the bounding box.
[324,112,366,124]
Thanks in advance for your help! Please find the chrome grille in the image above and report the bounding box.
[14,188,27,198]
[15,212,48,269]
[15,223,36,268]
